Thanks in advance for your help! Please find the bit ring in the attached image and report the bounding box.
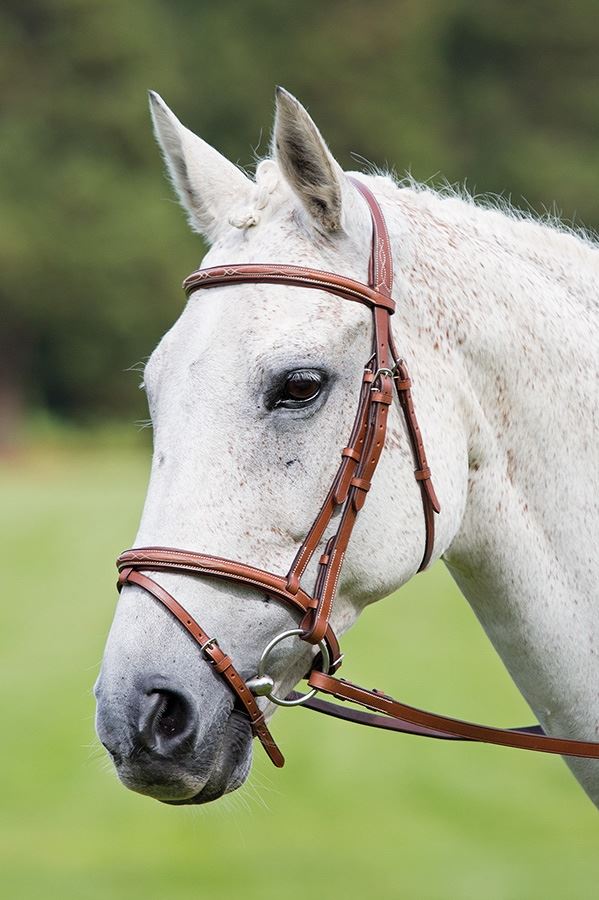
[249,628,331,707]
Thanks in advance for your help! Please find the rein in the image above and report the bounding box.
[116,178,599,766]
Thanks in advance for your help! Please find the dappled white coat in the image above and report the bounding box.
[97,88,599,807]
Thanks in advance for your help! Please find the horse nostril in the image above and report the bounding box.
[138,688,198,756]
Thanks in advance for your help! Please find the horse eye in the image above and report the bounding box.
[277,370,323,407]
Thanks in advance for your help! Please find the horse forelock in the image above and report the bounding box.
[228,159,286,230]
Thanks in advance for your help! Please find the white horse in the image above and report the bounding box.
[95,87,599,806]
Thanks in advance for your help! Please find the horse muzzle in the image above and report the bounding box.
[94,674,253,803]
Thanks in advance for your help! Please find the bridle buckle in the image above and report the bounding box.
[199,636,219,658]
[370,366,396,390]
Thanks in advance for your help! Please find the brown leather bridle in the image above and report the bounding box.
[116,178,599,768]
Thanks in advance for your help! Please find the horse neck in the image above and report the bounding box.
[391,185,599,802]
[393,186,599,556]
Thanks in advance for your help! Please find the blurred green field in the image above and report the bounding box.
[1,439,598,900]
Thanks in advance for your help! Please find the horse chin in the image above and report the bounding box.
[163,709,253,805]
[111,708,253,806]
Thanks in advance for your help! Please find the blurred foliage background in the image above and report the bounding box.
[2,2,599,898]
[2,0,599,437]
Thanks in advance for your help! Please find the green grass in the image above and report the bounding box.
[1,440,598,900]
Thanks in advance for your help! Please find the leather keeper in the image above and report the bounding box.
[341,447,361,461]
[285,572,300,595]
[118,567,133,588]
[319,553,330,566]
[415,467,431,481]
[350,477,371,492]
[395,377,412,391]
[212,654,234,675]
[334,463,355,505]
[370,390,393,405]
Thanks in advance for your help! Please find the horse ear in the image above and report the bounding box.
[273,87,347,233]
[148,91,252,242]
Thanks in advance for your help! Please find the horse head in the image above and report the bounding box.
[95,88,465,804]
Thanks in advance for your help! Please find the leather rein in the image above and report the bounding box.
[116,178,599,767]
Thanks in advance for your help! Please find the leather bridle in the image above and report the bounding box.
[116,178,599,767]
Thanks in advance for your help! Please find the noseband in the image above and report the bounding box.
[117,178,599,766]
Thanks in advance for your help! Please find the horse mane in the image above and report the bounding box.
[233,155,599,273]
[361,166,599,264]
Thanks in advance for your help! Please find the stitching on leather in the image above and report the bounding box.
[184,270,394,310]
[185,262,369,286]
[122,548,280,581]
[125,560,311,610]
[318,548,344,627]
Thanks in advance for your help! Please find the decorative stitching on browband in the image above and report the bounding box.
[183,268,395,312]
[184,263,371,288]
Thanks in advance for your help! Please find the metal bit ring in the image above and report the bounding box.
[248,628,331,707]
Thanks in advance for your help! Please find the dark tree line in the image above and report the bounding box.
[2,0,598,434]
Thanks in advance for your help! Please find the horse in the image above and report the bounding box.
[95,87,599,807]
